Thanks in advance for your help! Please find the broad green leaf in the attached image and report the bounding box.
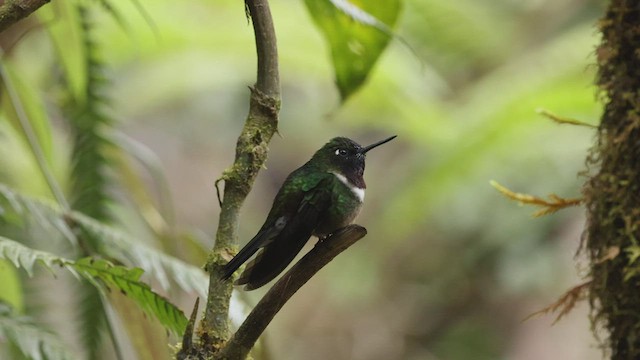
[0,302,74,360]
[304,0,401,101]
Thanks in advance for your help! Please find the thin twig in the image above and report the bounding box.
[200,0,280,351]
[536,108,597,128]
[177,297,200,359]
[246,0,280,97]
[0,0,50,33]
[216,225,367,360]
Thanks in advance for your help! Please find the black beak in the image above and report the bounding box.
[360,135,397,154]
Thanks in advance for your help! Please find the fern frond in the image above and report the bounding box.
[0,302,74,360]
[72,211,207,295]
[0,184,77,246]
[65,4,114,223]
[74,258,188,335]
[0,184,208,297]
[76,280,108,360]
[0,235,65,276]
[59,7,117,353]
[0,237,188,335]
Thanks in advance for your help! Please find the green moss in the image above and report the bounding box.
[584,1,640,357]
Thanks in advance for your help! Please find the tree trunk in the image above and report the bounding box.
[585,1,640,358]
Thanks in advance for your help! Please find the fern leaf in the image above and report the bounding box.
[0,302,74,360]
[73,258,188,335]
[0,235,65,277]
[0,238,188,335]
[71,212,208,295]
[65,4,114,223]
[76,280,108,360]
[0,185,77,246]
[0,184,208,297]
[0,184,209,297]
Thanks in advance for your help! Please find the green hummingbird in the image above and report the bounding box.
[221,135,397,290]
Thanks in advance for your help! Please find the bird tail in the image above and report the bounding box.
[234,235,309,290]
[220,229,271,281]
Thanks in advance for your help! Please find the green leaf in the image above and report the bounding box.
[0,260,23,312]
[0,237,188,335]
[0,302,74,360]
[0,61,54,165]
[72,258,188,335]
[304,0,401,101]
[0,61,67,208]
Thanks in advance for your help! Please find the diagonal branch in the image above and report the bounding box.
[215,225,367,360]
[0,0,50,33]
[198,0,280,352]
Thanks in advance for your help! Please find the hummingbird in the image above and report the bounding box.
[220,135,397,290]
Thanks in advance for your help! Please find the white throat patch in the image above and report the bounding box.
[331,172,365,202]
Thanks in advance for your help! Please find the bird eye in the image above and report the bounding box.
[335,149,348,156]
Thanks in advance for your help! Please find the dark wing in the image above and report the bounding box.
[234,176,332,290]
[219,222,283,281]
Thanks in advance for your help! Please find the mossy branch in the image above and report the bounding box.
[197,0,280,353]
[215,225,367,360]
[490,180,582,217]
[0,0,50,33]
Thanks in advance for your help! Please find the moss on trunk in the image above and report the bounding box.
[585,1,640,358]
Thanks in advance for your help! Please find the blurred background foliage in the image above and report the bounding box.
[0,0,604,359]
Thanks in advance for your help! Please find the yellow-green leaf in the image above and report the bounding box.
[304,0,401,101]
